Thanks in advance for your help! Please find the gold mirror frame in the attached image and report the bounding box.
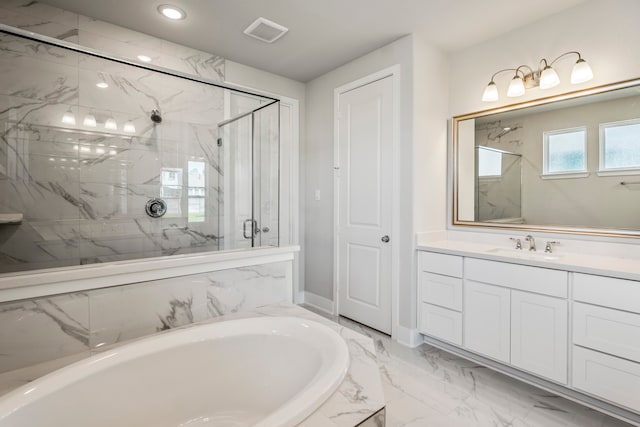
[452,77,640,238]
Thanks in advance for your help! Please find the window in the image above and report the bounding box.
[599,119,640,173]
[543,127,587,177]
[160,168,183,217]
[477,146,503,178]
[187,161,206,222]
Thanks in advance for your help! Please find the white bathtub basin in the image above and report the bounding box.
[0,316,349,427]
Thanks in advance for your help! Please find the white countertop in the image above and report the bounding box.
[0,303,385,427]
[417,240,640,282]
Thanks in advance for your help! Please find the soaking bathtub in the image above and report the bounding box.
[0,316,350,427]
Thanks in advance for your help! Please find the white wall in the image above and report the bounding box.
[304,35,413,307]
[449,0,640,117]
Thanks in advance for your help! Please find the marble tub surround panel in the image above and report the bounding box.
[0,1,225,82]
[0,292,89,373]
[88,277,209,350]
[89,261,291,349]
[0,260,292,372]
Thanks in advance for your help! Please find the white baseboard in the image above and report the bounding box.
[302,291,335,315]
[294,291,305,304]
[395,325,422,348]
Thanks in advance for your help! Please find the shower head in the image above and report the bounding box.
[150,109,162,124]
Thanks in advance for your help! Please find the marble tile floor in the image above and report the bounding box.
[300,305,634,427]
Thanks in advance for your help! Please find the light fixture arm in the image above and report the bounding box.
[549,51,582,67]
[488,68,521,83]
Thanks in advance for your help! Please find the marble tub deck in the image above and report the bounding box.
[0,303,386,427]
[304,306,635,427]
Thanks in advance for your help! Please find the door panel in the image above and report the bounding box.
[337,75,393,334]
[464,280,511,363]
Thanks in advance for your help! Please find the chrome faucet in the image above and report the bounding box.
[509,237,522,250]
[545,241,560,253]
[525,235,536,251]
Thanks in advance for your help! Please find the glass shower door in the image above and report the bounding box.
[219,113,254,250]
[218,101,279,250]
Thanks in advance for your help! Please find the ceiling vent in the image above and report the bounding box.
[243,17,288,43]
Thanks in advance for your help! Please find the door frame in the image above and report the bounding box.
[333,65,401,339]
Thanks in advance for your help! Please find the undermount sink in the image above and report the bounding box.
[486,247,563,261]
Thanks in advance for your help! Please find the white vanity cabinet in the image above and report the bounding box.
[417,247,640,422]
[572,273,640,413]
[463,280,510,362]
[463,258,568,383]
[417,252,463,345]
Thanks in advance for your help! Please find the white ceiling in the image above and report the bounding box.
[42,0,586,82]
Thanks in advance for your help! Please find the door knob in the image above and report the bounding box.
[381,235,390,243]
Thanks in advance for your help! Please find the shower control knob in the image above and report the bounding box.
[381,235,390,243]
[145,198,167,218]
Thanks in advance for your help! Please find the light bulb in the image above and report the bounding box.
[158,5,186,20]
[137,55,152,63]
[539,66,560,89]
[105,118,118,131]
[571,59,593,84]
[507,76,526,97]
[482,81,499,102]
[61,110,76,125]
[123,121,136,133]
[83,114,97,127]
[96,82,109,89]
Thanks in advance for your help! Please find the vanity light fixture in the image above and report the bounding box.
[158,5,186,20]
[482,51,594,102]
[123,120,136,133]
[83,114,97,128]
[61,109,76,125]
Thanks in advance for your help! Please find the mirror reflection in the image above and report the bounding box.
[455,79,640,234]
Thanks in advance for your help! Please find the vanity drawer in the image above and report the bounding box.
[573,302,640,363]
[573,273,640,314]
[465,258,567,298]
[573,346,640,412]
[418,251,463,278]
[419,303,462,346]
[419,272,463,311]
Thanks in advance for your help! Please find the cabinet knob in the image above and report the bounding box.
[381,235,390,243]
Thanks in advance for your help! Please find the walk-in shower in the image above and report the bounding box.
[475,146,522,222]
[0,28,279,274]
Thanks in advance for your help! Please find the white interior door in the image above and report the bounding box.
[336,76,393,334]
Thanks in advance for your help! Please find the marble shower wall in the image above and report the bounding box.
[0,1,262,273]
[0,261,291,373]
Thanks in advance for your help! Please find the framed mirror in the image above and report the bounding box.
[452,78,640,238]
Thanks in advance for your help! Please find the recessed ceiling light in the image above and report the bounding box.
[158,5,186,20]
[96,82,109,89]
[137,55,152,62]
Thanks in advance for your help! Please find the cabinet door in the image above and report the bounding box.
[511,290,568,384]
[464,280,511,363]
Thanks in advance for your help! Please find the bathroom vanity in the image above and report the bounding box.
[416,240,640,425]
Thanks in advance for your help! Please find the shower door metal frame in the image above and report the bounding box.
[217,102,280,249]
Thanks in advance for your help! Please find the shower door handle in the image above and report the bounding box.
[243,219,253,239]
